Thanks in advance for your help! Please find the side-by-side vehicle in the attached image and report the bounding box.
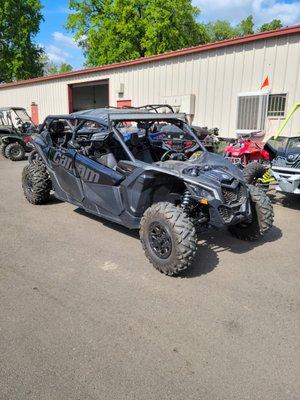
[22,106,274,275]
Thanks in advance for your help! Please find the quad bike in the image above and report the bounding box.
[22,106,273,276]
[0,107,36,161]
[223,131,270,167]
[243,103,300,195]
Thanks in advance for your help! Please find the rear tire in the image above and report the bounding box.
[22,161,52,204]
[140,202,197,276]
[0,143,7,158]
[243,162,267,184]
[5,142,25,161]
[228,185,274,241]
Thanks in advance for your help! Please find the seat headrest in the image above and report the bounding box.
[50,121,65,136]
[130,132,139,146]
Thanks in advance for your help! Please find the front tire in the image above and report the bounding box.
[228,185,274,241]
[22,161,52,204]
[140,202,197,275]
[5,142,25,161]
[243,161,267,184]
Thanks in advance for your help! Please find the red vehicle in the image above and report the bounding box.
[224,131,270,167]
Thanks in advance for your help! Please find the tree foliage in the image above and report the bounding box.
[205,20,240,42]
[67,0,208,66]
[259,19,283,32]
[239,15,254,35]
[47,63,73,74]
[0,0,44,82]
[67,2,285,67]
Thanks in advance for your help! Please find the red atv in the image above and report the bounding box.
[224,131,270,167]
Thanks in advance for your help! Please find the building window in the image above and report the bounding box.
[267,94,287,117]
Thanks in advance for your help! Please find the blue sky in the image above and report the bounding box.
[37,0,300,70]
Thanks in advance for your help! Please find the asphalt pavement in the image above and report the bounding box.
[0,158,299,400]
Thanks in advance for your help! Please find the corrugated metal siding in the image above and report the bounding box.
[0,33,299,137]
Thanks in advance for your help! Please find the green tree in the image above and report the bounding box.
[67,0,208,66]
[42,56,73,75]
[239,15,254,35]
[0,0,44,83]
[205,20,240,42]
[59,63,73,73]
[259,19,283,32]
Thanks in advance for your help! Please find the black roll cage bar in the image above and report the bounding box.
[38,112,206,163]
[105,104,177,114]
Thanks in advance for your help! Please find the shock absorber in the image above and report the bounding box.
[181,189,193,211]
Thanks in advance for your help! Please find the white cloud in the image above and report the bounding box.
[46,45,70,64]
[194,0,300,26]
[52,31,78,49]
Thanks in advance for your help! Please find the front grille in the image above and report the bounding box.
[218,206,233,223]
[292,160,300,169]
[221,184,245,205]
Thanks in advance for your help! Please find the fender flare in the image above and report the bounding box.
[1,135,25,147]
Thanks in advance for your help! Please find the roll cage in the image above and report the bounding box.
[38,110,207,163]
[0,107,33,128]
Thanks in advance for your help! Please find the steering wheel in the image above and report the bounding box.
[160,149,185,161]
[160,139,201,161]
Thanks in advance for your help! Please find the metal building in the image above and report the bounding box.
[0,25,299,138]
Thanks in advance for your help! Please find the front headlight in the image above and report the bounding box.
[187,184,215,202]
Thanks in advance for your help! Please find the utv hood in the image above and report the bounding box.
[155,152,244,189]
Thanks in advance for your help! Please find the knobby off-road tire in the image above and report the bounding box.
[5,142,25,161]
[22,161,52,204]
[140,202,197,276]
[0,143,7,158]
[228,185,274,241]
[243,162,267,184]
[28,149,43,164]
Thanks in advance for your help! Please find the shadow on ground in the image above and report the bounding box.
[269,191,300,211]
[74,207,282,279]
[182,225,282,278]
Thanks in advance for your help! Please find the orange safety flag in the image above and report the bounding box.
[260,76,269,90]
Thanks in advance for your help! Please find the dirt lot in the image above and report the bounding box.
[0,158,299,400]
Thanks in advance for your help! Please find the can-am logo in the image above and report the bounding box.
[52,151,100,183]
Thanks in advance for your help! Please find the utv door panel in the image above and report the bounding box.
[74,153,124,186]
[82,183,124,217]
[74,153,125,217]
[48,148,84,202]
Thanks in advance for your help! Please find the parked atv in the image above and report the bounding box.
[22,106,274,276]
[224,131,269,167]
[243,103,300,195]
[0,107,36,161]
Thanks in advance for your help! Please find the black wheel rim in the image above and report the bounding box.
[148,222,172,259]
[10,146,22,157]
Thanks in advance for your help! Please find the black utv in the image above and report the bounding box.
[22,106,274,275]
[0,107,36,160]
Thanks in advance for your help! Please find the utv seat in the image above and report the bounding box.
[130,132,154,163]
[49,120,71,147]
[97,152,118,169]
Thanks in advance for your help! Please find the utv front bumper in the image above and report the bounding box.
[208,198,251,228]
[272,166,300,194]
